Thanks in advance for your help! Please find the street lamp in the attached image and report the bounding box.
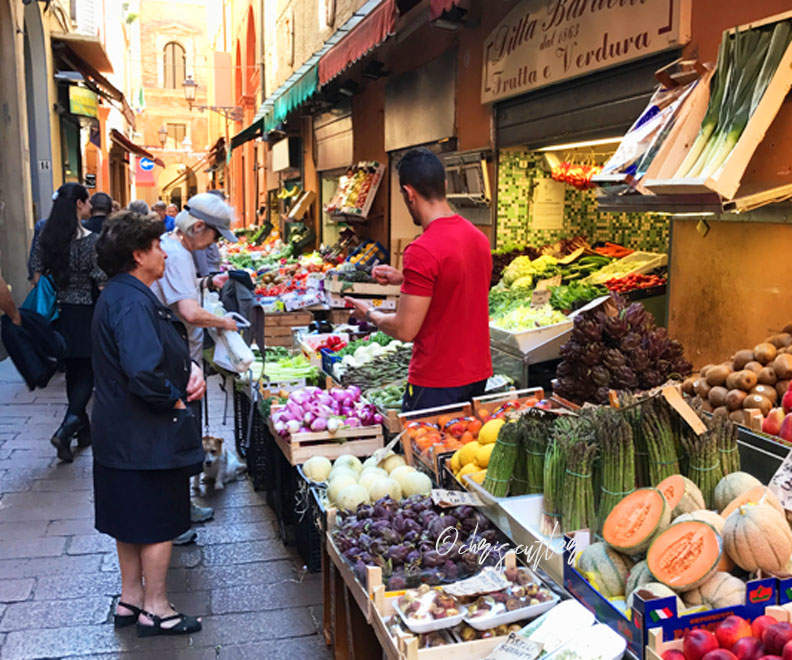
[183,75,198,109]
[181,74,242,121]
[157,125,168,148]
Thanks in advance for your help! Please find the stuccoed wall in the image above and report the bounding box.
[496,149,670,253]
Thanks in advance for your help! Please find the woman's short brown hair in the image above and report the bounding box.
[96,211,165,278]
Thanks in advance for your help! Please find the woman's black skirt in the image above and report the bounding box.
[55,303,94,359]
[93,462,200,544]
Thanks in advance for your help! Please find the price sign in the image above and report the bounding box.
[530,289,551,308]
[430,488,483,508]
[444,567,511,597]
[769,448,792,511]
[661,386,707,436]
[483,633,543,660]
[535,275,562,291]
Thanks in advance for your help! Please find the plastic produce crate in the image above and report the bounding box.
[320,347,341,376]
[294,465,323,572]
[346,240,389,267]
[245,403,276,496]
[233,388,248,459]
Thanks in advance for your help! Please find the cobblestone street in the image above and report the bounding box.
[0,359,330,660]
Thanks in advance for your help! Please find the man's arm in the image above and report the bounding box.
[345,294,430,343]
[175,298,237,331]
[0,275,21,325]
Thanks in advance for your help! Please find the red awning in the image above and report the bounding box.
[318,0,397,86]
[430,0,459,20]
[110,129,166,167]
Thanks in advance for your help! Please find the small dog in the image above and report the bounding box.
[193,435,246,492]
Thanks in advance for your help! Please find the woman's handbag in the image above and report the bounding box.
[21,275,59,323]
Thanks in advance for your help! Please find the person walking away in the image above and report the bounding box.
[128,200,149,215]
[152,200,175,232]
[92,211,204,636]
[150,193,239,538]
[345,148,492,412]
[30,183,107,461]
[83,192,113,234]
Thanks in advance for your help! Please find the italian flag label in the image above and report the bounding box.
[649,607,673,623]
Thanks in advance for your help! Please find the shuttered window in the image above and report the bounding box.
[163,42,186,89]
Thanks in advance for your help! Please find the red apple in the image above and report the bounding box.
[782,389,792,414]
[764,623,792,655]
[757,656,783,660]
[782,639,792,660]
[733,637,766,660]
[754,617,780,641]
[663,652,686,660]
[780,414,792,442]
[763,408,786,436]
[702,651,738,660]
[685,630,721,660]
[718,616,754,649]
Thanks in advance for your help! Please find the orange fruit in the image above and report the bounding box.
[460,431,474,445]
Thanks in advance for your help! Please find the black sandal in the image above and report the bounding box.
[114,601,142,629]
[136,609,202,637]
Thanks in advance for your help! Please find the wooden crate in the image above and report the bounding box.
[325,277,402,297]
[327,291,398,310]
[644,605,788,659]
[472,387,545,420]
[269,406,384,465]
[264,335,293,347]
[643,11,792,200]
[264,311,313,327]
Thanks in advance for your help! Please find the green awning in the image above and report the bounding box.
[229,118,263,152]
[263,64,319,133]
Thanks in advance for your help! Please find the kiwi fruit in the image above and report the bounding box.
[774,354,792,380]
[694,378,712,399]
[777,379,791,399]
[729,410,748,424]
[754,343,778,365]
[744,361,764,375]
[758,366,777,385]
[732,350,755,370]
[705,365,731,387]
[708,386,729,408]
[743,394,772,417]
[726,389,748,411]
[712,406,729,418]
[750,384,777,405]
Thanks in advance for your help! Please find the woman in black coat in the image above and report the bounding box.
[92,211,205,637]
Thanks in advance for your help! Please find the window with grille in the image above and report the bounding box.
[167,123,186,147]
[163,42,186,89]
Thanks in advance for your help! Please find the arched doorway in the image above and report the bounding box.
[24,3,53,221]
[158,163,198,208]
[0,0,34,302]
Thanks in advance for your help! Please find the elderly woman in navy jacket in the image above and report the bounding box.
[92,211,205,637]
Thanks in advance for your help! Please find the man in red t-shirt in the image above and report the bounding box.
[345,148,492,411]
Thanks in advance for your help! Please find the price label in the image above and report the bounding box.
[662,386,707,436]
[430,488,483,508]
[769,448,792,511]
[535,275,562,291]
[530,289,552,308]
[483,633,543,659]
[443,567,511,597]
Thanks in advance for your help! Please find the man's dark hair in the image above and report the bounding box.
[90,192,113,214]
[396,148,446,201]
[96,211,165,278]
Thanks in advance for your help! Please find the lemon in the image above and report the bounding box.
[458,462,480,479]
[478,419,505,445]
[450,450,461,474]
[469,470,487,485]
[475,443,494,468]
[459,441,481,466]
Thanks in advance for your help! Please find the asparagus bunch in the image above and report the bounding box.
[482,417,521,497]
[523,415,551,495]
[642,397,680,485]
[595,409,636,534]
[713,413,741,475]
[681,428,724,508]
[562,426,598,534]
[542,419,570,537]
[618,392,650,487]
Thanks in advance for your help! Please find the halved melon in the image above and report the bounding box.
[672,510,733,572]
[647,520,722,591]
[720,486,784,520]
[713,472,762,512]
[657,474,706,518]
[603,488,671,555]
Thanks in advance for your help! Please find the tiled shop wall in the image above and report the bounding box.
[496,150,670,251]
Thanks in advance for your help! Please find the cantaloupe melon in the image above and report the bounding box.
[625,559,652,600]
[713,472,763,512]
[647,521,722,591]
[720,486,784,520]
[577,543,634,598]
[603,488,671,555]
[722,504,792,573]
[682,572,746,610]
[626,582,684,613]
[658,474,706,518]
[672,510,733,572]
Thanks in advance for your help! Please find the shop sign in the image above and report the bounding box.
[69,86,98,118]
[482,0,691,103]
